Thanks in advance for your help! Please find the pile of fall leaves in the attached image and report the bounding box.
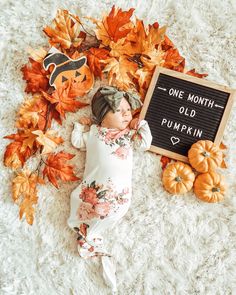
[3,6,209,225]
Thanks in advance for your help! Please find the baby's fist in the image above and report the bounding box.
[78,116,92,126]
[129,118,141,130]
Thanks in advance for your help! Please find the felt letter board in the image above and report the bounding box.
[140,67,235,162]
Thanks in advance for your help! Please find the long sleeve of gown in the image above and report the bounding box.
[71,122,89,151]
[131,119,153,151]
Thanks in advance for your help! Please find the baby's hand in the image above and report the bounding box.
[129,118,141,130]
[78,116,92,126]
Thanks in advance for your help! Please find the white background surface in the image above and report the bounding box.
[0,1,236,294]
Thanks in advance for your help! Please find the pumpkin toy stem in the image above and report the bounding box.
[202,151,210,157]
[174,176,182,182]
[212,187,220,192]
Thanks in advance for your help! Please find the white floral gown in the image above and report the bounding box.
[67,120,152,292]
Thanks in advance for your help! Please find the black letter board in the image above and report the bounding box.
[140,67,235,162]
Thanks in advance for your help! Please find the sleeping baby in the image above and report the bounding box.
[67,85,153,293]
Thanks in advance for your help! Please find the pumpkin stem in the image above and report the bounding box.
[202,151,210,157]
[212,187,220,192]
[174,176,182,182]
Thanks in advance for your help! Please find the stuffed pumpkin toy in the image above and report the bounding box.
[162,161,195,194]
[188,140,223,173]
[193,171,226,203]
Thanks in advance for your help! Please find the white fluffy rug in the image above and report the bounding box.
[1,0,236,294]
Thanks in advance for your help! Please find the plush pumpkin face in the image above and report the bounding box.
[188,140,223,173]
[43,51,94,93]
[193,171,226,202]
[162,161,195,194]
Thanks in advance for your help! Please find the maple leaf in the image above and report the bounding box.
[133,67,154,98]
[219,141,227,168]
[32,130,64,154]
[12,169,44,225]
[41,80,88,119]
[21,58,50,93]
[160,156,171,170]
[101,55,138,90]
[15,94,49,130]
[85,47,110,78]
[42,151,79,188]
[87,5,134,46]
[43,9,85,49]
[27,47,48,62]
[162,47,186,72]
[185,69,208,78]
[4,130,39,169]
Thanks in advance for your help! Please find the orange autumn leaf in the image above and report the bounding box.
[160,156,171,170]
[85,47,110,78]
[43,9,85,49]
[185,69,208,78]
[42,151,79,188]
[41,80,88,119]
[4,130,39,169]
[15,94,49,130]
[12,169,44,225]
[32,130,64,154]
[102,55,138,90]
[21,58,50,93]
[161,35,175,51]
[219,142,227,168]
[163,48,185,71]
[88,5,134,46]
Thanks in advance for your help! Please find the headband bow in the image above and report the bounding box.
[99,86,143,112]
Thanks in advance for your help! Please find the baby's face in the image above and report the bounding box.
[101,97,132,130]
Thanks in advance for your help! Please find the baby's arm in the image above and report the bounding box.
[71,122,89,151]
[131,119,153,151]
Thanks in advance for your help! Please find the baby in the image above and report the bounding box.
[67,86,153,293]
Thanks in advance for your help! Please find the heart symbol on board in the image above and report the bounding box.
[170,136,180,145]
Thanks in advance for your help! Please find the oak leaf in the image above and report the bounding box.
[42,151,79,188]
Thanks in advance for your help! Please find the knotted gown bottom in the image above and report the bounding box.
[67,183,131,292]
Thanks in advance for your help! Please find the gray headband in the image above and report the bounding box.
[91,86,143,124]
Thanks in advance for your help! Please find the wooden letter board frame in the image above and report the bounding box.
[139,66,235,162]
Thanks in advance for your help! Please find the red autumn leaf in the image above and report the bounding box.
[161,35,175,51]
[21,58,50,93]
[160,155,171,170]
[89,5,134,45]
[86,47,110,78]
[42,151,79,188]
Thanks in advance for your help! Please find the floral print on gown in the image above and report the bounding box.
[67,120,152,292]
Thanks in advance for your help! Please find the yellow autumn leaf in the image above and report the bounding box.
[27,47,48,62]
[32,130,64,154]
[16,95,42,129]
[101,55,138,90]
[12,169,43,225]
[43,9,84,49]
